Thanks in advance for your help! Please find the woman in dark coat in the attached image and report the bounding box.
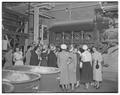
[74,47,81,88]
[47,44,58,67]
[30,46,39,66]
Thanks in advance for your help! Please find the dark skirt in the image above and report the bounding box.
[30,50,39,66]
[40,58,47,66]
[80,62,93,83]
[40,52,48,66]
[47,51,58,67]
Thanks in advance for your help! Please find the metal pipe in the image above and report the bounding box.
[26,3,99,13]
[28,2,30,34]
[49,3,99,12]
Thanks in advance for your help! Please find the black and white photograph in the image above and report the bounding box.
[1,0,118,93]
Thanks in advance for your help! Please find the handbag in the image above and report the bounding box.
[96,60,99,69]
[80,62,83,68]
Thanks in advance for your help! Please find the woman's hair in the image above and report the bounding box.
[56,46,61,52]
[92,46,97,50]
[68,44,74,51]
[91,46,98,53]
[34,46,39,51]
[88,48,93,53]
[74,44,78,49]
[49,43,54,47]
[48,43,54,49]
[79,47,84,53]
[14,46,20,52]
[27,45,31,50]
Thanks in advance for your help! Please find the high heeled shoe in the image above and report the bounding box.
[75,83,80,88]
[85,83,89,89]
[96,86,100,89]
[71,87,75,91]
[93,84,97,88]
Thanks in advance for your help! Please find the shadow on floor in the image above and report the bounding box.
[53,79,118,93]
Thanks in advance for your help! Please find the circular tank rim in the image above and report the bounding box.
[2,81,14,93]
[4,65,60,75]
[2,69,41,84]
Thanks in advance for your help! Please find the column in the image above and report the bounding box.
[72,31,73,44]
[81,30,84,44]
[95,23,100,43]
[24,21,28,54]
[69,3,72,21]
[63,32,64,44]
[34,7,39,44]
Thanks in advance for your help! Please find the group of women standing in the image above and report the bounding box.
[3,43,58,68]
[57,44,103,91]
[3,42,103,91]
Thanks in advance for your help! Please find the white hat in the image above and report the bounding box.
[61,44,67,49]
[82,45,88,50]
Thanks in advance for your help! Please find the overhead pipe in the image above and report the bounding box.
[48,3,99,12]
[25,11,55,19]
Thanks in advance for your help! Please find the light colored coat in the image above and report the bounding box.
[92,51,103,81]
[25,49,31,65]
[57,51,70,85]
[68,52,77,84]
[4,51,13,68]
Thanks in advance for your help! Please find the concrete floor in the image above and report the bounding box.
[73,80,118,93]
[47,79,118,93]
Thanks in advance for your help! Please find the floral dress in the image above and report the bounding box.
[14,52,23,65]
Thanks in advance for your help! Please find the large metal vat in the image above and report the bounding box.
[5,66,61,92]
[2,70,41,93]
[2,81,14,93]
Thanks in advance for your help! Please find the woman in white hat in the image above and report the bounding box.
[81,45,93,89]
[57,44,70,91]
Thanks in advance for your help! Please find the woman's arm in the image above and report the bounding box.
[13,54,16,62]
[90,54,93,66]
[74,54,77,71]
[5,35,11,48]
[57,54,60,68]
[99,53,103,63]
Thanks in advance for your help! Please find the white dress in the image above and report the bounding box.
[92,52,103,81]
[14,52,24,65]
[2,40,8,50]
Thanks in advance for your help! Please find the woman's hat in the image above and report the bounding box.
[61,44,67,49]
[82,45,88,50]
